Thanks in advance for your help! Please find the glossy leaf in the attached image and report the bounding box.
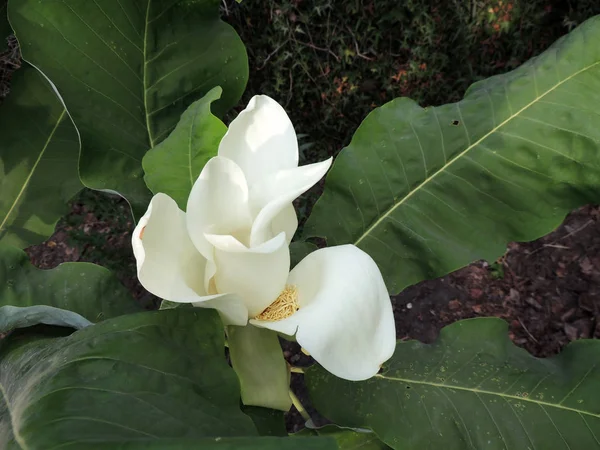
[0,64,81,248]
[304,16,600,293]
[297,425,391,450]
[307,318,600,450]
[143,86,226,209]
[64,437,337,450]
[0,309,258,448]
[289,241,318,269]
[242,406,287,437]
[8,0,248,215]
[0,245,141,333]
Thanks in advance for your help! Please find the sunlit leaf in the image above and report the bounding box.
[0,64,81,248]
[304,16,600,293]
[143,86,226,209]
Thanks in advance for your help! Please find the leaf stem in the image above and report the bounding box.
[289,389,311,422]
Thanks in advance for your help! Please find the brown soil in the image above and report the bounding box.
[393,205,600,358]
[0,35,20,103]
[24,193,159,310]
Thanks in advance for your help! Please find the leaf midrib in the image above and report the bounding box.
[354,61,600,246]
[142,0,154,148]
[0,110,67,234]
[376,373,598,418]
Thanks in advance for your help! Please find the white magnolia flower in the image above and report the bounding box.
[133,95,395,381]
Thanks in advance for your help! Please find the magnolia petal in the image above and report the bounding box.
[227,325,292,411]
[248,158,333,246]
[193,296,249,326]
[249,312,298,338]
[206,232,290,318]
[271,204,298,245]
[132,194,249,324]
[203,258,217,295]
[186,156,253,258]
[132,193,206,301]
[252,245,396,381]
[218,95,298,187]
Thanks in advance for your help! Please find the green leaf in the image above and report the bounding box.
[8,0,248,215]
[304,16,600,294]
[242,406,287,437]
[143,86,226,209]
[0,245,141,333]
[0,64,81,248]
[289,241,318,269]
[62,437,337,450]
[159,299,192,310]
[307,318,600,450]
[228,325,292,411]
[0,309,258,448]
[297,425,391,450]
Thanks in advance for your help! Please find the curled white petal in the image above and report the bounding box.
[251,245,395,380]
[218,95,298,187]
[132,193,248,325]
[206,232,290,318]
[248,158,332,246]
[186,156,253,259]
[270,204,298,246]
[193,296,249,326]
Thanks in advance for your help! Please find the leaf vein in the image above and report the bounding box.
[0,111,67,235]
[375,374,600,418]
[475,392,508,449]
[558,363,597,405]
[539,404,572,449]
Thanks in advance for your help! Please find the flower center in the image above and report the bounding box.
[254,285,299,321]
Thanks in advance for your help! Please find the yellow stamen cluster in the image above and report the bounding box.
[254,285,299,321]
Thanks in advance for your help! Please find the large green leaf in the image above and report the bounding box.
[304,16,600,293]
[0,64,81,248]
[297,425,391,450]
[143,86,226,209]
[8,0,248,214]
[71,437,337,449]
[307,318,600,450]
[241,406,287,437]
[0,309,259,448]
[0,245,141,333]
